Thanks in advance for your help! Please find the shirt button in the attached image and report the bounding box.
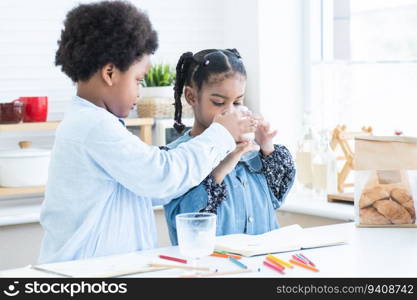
[248,216,254,223]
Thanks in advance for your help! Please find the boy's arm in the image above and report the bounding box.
[85,118,235,199]
[163,174,228,245]
[260,144,296,209]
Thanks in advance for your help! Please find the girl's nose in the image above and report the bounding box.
[223,104,237,114]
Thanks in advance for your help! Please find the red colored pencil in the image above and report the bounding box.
[159,255,187,264]
[263,260,285,275]
[265,256,286,271]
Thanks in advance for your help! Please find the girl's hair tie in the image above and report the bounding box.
[226,48,242,59]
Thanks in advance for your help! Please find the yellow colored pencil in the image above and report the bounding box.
[266,254,293,269]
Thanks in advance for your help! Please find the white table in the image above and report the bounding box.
[2,222,416,278]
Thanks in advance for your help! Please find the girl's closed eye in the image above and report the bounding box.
[137,79,144,85]
[211,100,242,107]
[211,100,224,106]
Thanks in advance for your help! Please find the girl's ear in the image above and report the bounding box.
[101,64,116,87]
[184,86,197,106]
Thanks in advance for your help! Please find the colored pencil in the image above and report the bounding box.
[292,255,308,265]
[263,260,285,275]
[295,254,309,264]
[299,253,316,267]
[289,259,319,272]
[218,250,241,259]
[210,252,242,260]
[266,254,293,268]
[228,256,248,269]
[158,255,187,264]
[265,256,286,271]
[180,269,253,278]
[148,263,210,271]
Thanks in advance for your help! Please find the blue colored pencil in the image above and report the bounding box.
[228,256,247,269]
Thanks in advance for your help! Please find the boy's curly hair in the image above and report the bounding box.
[55,1,158,82]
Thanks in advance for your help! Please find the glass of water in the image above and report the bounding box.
[176,212,217,273]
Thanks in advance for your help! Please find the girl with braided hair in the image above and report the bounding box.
[163,49,296,245]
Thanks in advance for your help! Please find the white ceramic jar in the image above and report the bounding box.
[0,141,51,187]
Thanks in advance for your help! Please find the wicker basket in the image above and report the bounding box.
[137,96,193,119]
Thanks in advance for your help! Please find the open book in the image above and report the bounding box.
[214,224,348,257]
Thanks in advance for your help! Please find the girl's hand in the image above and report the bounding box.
[255,118,277,156]
[213,110,256,142]
[211,140,260,184]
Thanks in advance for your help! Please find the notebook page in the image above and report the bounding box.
[33,252,165,277]
[215,224,304,256]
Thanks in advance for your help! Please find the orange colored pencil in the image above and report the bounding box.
[289,259,319,272]
[210,252,242,260]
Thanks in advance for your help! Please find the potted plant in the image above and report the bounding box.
[136,63,193,118]
[140,63,176,99]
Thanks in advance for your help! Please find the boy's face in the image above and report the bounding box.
[186,73,246,129]
[105,55,151,118]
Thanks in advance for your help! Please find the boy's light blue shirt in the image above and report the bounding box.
[38,96,235,264]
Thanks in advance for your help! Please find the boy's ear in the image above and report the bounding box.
[101,64,116,86]
[184,86,197,106]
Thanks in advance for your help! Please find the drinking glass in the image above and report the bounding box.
[176,212,216,273]
[236,105,259,160]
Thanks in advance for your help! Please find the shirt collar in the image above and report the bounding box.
[73,96,123,124]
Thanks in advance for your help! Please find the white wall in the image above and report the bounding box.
[0,0,227,151]
[222,0,306,153]
[258,0,305,152]
[222,0,260,113]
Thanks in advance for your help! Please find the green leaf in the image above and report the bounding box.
[143,63,176,87]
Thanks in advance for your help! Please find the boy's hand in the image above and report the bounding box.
[213,111,258,142]
[211,141,260,184]
[255,117,277,156]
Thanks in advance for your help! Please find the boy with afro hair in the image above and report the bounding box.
[39,0,256,263]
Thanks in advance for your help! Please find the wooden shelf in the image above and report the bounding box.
[327,192,354,203]
[0,186,45,196]
[124,118,154,126]
[0,118,154,196]
[0,118,154,132]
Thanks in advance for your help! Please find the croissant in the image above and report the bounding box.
[359,186,390,208]
[402,200,416,223]
[391,188,412,204]
[360,207,391,225]
[373,199,412,224]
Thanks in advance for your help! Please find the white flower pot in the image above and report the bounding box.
[139,86,174,99]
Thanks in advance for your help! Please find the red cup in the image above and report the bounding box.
[14,97,48,122]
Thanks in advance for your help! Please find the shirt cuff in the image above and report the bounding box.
[202,122,236,156]
[200,174,228,214]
